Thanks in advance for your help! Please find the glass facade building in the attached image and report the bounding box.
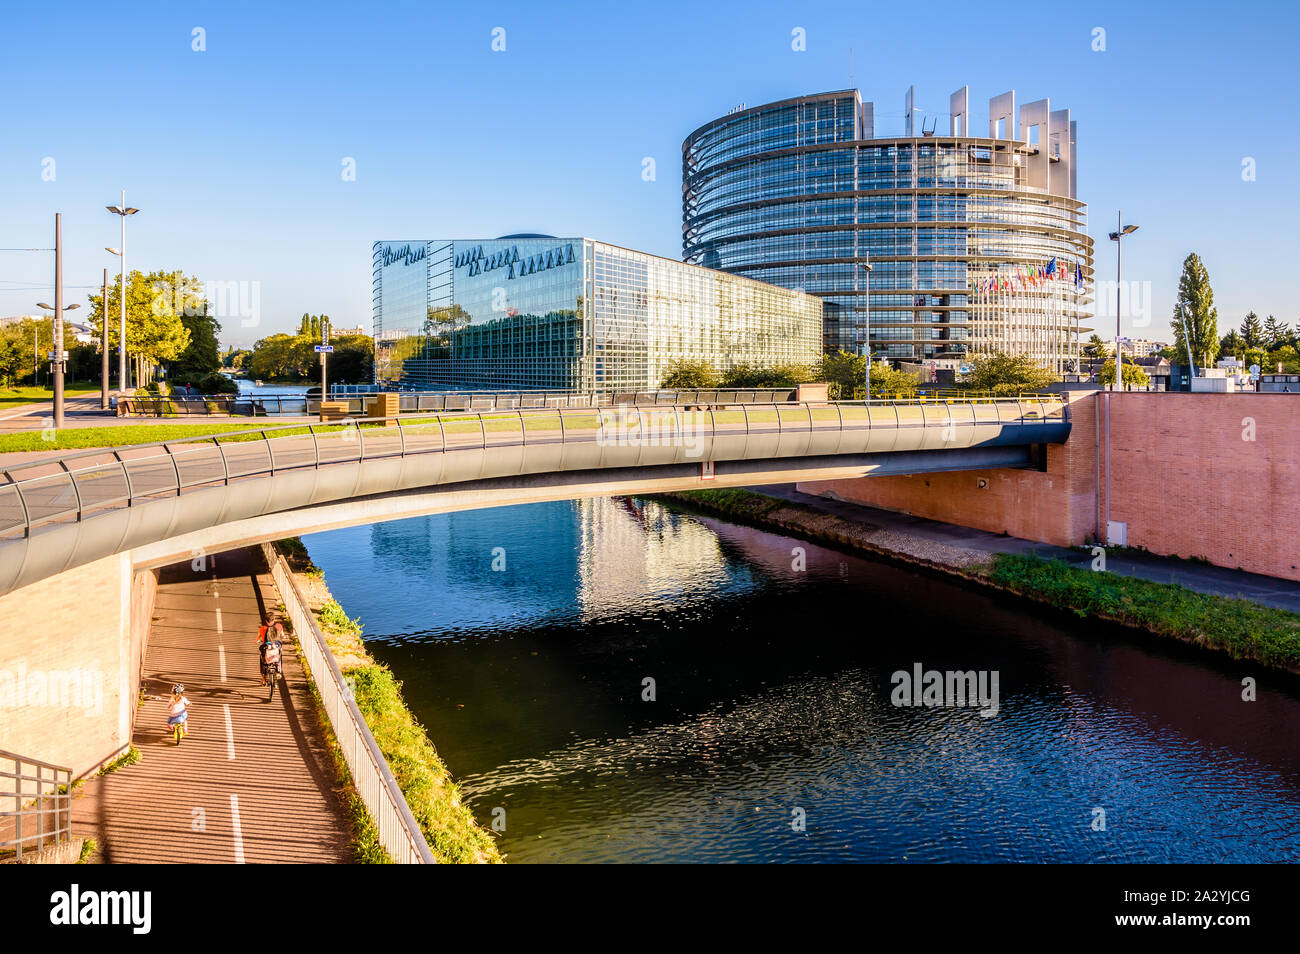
[682,88,1095,371]
[373,236,823,391]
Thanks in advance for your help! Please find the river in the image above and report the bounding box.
[299,496,1300,863]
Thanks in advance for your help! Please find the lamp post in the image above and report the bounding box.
[106,192,139,392]
[859,260,873,399]
[35,296,80,428]
[100,269,110,409]
[1107,213,1139,390]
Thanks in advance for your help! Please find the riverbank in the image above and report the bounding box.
[654,488,1300,674]
[272,538,503,864]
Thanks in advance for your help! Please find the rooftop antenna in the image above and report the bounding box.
[849,46,853,89]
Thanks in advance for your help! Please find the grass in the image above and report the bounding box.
[77,838,97,864]
[0,385,100,408]
[662,489,1300,674]
[0,422,306,453]
[346,664,502,864]
[984,554,1300,670]
[296,645,393,864]
[98,744,141,775]
[319,599,362,635]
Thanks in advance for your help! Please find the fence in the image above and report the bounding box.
[118,388,806,418]
[260,544,434,864]
[0,749,71,861]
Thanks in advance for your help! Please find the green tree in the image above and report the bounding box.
[1098,358,1151,389]
[1219,329,1246,358]
[328,334,374,384]
[963,351,1059,395]
[660,358,719,389]
[1170,253,1219,370]
[1082,333,1109,359]
[1262,314,1291,350]
[719,362,816,388]
[817,350,865,400]
[247,333,300,380]
[1240,311,1264,348]
[87,269,191,385]
[867,360,921,398]
[1266,344,1300,373]
[0,325,26,387]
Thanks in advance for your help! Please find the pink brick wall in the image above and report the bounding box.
[800,392,1300,582]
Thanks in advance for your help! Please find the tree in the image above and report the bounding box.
[867,360,920,398]
[963,351,1059,395]
[87,269,192,385]
[1082,333,1109,359]
[0,326,26,387]
[1263,314,1291,350]
[817,350,865,400]
[1219,329,1246,358]
[1266,344,1300,373]
[719,362,816,388]
[1169,253,1219,370]
[327,334,374,384]
[1240,311,1264,348]
[1098,358,1150,389]
[660,359,719,389]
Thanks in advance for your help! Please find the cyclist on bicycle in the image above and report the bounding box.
[165,684,191,739]
[259,626,284,687]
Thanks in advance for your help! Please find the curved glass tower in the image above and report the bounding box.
[682,88,1094,370]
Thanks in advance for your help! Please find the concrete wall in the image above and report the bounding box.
[0,553,157,782]
[800,392,1300,582]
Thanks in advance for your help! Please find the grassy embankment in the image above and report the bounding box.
[666,488,1300,673]
[274,537,502,864]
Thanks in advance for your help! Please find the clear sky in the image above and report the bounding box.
[2,0,1296,347]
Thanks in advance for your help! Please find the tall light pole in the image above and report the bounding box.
[101,268,110,409]
[1107,213,1139,391]
[105,247,123,391]
[35,296,80,428]
[106,192,139,392]
[859,260,873,399]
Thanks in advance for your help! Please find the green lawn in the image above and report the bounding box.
[0,386,100,409]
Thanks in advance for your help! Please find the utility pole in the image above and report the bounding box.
[53,213,65,428]
[107,192,139,393]
[101,268,110,409]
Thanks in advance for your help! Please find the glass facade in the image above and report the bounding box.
[373,236,823,391]
[682,90,1095,371]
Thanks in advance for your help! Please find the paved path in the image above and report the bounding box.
[762,484,1300,613]
[86,546,352,863]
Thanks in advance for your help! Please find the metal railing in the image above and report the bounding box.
[0,749,71,861]
[117,388,808,418]
[261,544,434,864]
[0,397,1067,543]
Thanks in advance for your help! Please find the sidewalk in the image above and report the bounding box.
[76,546,353,863]
[759,484,1300,613]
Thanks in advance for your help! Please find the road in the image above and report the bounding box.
[86,546,353,863]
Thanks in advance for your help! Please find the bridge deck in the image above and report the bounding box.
[86,547,354,863]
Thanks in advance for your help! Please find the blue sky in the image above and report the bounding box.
[2,0,1296,347]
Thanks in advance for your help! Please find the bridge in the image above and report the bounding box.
[0,397,1068,596]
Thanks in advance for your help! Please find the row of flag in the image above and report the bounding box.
[970,257,1085,295]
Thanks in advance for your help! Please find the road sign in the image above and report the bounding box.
[314,345,334,353]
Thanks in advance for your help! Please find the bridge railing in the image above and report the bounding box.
[261,544,435,864]
[0,396,1066,543]
[0,749,71,861]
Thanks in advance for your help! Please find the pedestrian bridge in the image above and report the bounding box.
[0,398,1069,595]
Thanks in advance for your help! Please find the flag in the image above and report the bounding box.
[1075,262,1084,288]
[1046,257,1057,278]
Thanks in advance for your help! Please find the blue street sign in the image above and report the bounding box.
[314,345,334,353]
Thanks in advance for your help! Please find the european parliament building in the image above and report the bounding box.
[682,87,1095,371]
[372,236,823,391]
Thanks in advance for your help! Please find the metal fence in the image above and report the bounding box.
[0,749,71,861]
[118,388,806,418]
[261,543,434,864]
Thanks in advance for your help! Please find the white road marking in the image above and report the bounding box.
[218,645,227,682]
[215,607,223,634]
[230,794,245,864]
[223,704,236,760]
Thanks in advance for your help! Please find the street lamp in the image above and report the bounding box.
[1107,214,1139,391]
[859,261,873,399]
[106,193,139,392]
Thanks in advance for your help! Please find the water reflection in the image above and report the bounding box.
[302,497,1300,863]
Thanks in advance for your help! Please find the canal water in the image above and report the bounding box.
[300,497,1300,863]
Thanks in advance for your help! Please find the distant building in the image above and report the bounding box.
[372,236,823,391]
[329,326,366,338]
[1112,337,1167,357]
